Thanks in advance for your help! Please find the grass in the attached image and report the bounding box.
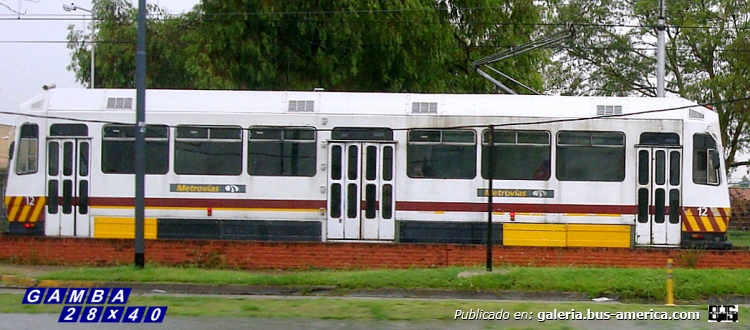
[728,230,750,247]
[24,265,750,302]
[0,293,729,322]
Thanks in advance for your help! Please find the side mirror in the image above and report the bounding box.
[8,141,14,161]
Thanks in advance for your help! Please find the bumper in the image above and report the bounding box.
[5,222,44,236]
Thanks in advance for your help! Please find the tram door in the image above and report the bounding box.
[635,147,681,245]
[327,142,395,240]
[46,139,91,237]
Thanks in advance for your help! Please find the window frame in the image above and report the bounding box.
[481,129,551,181]
[247,127,317,177]
[692,133,721,186]
[101,124,170,174]
[556,130,626,182]
[174,125,243,176]
[407,129,476,179]
[15,123,39,175]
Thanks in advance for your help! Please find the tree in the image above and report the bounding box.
[67,0,548,94]
[66,0,200,89]
[547,0,750,170]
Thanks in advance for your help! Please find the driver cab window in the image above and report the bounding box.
[15,124,39,175]
[692,134,720,185]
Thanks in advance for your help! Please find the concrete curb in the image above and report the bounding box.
[0,275,37,287]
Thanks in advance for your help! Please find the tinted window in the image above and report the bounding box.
[692,134,720,185]
[16,123,38,175]
[248,128,316,176]
[331,128,393,140]
[639,132,680,146]
[482,130,551,180]
[50,124,88,137]
[407,129,475,179]
[102,125,169,174]
[557,131,625,181]
[175,126,242,175]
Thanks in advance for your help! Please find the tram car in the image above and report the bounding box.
[3,88,731,249]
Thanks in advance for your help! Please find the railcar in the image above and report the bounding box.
[3,89,731,248]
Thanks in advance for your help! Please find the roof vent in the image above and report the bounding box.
[596,105,622,116]
[689,109,705,120]
[288,100,314,112]
[412,102,438,114]
[106,97,133,110]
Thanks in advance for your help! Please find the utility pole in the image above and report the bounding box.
[656,0,666,97]
[134,0,147,268]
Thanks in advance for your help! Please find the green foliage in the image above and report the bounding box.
[35,265,750,302]
[547,0,750,169]
[0,293,719,322]
[67,0,202,89]
[67,0,547,94]
[729,230,750,247]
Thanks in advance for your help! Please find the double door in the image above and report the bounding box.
[46,139,90,237]
[635,147,681,245]
[327,142,395,240]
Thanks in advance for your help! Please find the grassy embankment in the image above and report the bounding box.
[0,294,725,324]
[729,230,750,247]
[22,265,750,302]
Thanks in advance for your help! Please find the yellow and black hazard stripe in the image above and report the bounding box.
[682,207,730,233]
[4,196,46,223]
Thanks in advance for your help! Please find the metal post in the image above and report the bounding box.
[486,126,495,272]
[134,0,147,269]
[666,258,675,306]
[90,10,95,89]
[656,0,666,97]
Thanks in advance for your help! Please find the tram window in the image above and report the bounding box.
[382,184,393,219]
[175,125,242,175]
[556,131,625,182]
[669,151,680,186]
[407,129,476,179]
[102,125,169,174]
[637,150,648,185]
[16,124,38,175]
[331,127,393,141]
[639,133,680,145]
[669,189,680,224]
[50,124,88,137]
[481,130,551,180]
[383,146,393,181]
[248,127,316,176]
[48,142,59,176]
[692,134,720,185]
[330,183,341,218]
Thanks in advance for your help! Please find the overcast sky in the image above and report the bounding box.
[0,0,198,125]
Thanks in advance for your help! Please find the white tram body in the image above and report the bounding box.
[4,89,731,248]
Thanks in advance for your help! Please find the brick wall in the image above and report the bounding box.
[0,236,749,269]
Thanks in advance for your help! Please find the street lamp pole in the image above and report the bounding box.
[63,3,95,89]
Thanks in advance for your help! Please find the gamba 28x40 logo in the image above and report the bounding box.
[22,288,167,323]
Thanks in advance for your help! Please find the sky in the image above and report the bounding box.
[0,0,198,124]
